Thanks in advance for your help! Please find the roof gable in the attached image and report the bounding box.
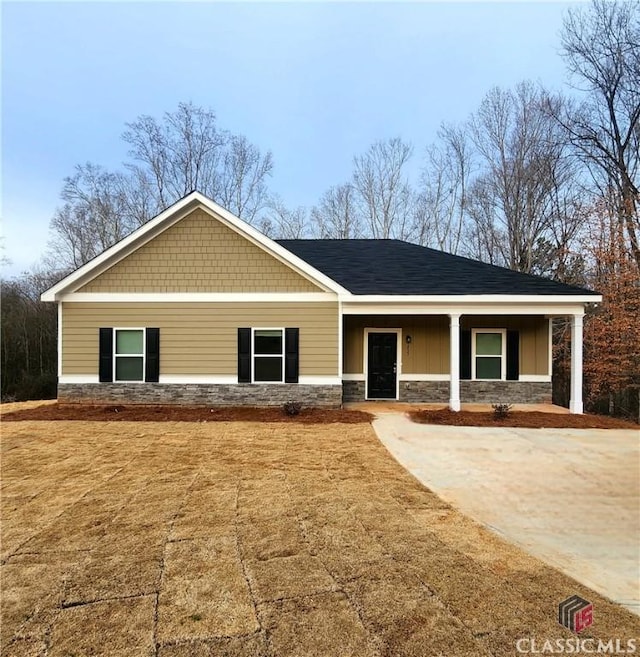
[78,207,321,293]
[42,193,345,300]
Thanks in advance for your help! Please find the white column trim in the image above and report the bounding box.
[548,317,553,378]
[449,314,461,411]
[569,313,584,414]
[337,299,343,378]
[57,302,63,378]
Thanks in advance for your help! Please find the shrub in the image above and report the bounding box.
[492,402,512,419]
[283,400,302,416]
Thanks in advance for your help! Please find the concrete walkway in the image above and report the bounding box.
[372,413,640,615]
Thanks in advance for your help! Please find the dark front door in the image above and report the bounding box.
[367,332,397,399]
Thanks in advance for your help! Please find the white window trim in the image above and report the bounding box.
[471,328,506,381]
[113,327,146,383]
[363,328,402,401]
[251,327,285,384]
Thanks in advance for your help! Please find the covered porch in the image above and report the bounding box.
[339,300,586,413]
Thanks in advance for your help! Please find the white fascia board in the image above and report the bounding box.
[41,192,348,301]
[341,299,599,316]
[59,292,338,303]
[340,294,601,304]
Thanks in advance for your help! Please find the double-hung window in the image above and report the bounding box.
[252,328,284,382]
[472,329,506,380]
[114,328,145,382]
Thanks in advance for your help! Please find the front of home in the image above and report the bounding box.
[42,192,600,413]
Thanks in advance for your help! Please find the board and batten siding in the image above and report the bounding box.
[343,314,549,376]
[62,302,339,376]
[77,209,322,294]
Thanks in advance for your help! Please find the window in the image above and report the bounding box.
[114,329,145,382]
[252,329,284,382]
[472,329,506,380]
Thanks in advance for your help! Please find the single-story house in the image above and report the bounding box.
[41,191,600,412]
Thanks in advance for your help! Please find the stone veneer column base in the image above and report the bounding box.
[58,383,343,408]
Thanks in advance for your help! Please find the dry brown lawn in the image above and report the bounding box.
[2,419,639,657]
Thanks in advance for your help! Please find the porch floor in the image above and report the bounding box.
[343,401,570,414]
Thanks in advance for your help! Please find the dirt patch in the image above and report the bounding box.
[2,402,372,424]
[2,420,639,655]
[408,408,638,429]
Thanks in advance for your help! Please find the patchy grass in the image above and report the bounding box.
[2,402,372,424]
[409,408,638,429]
[2,420,639,656]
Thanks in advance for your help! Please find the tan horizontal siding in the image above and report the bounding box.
[343,315,449,374]
[62,302,338,376]
[461,315,549,376]
[78,208,322,293]
[344,315,549,376]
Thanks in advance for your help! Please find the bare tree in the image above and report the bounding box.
[310,183,360,238]
[48,103,274,268]
[557,0,640,266]
[48,163,142,269]
[123,102,273,221]
[217,135,274,223]
[352,138,415,239]
[259,197,308,239]
[466,82,582,274]
[123,102,225,206]
[416,124,472,253]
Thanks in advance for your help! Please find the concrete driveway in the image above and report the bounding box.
[373,413,640,615]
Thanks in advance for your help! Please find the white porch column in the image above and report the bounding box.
[449,313,461,412]
[569,313,584,414]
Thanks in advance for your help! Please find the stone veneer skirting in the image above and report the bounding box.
[460,381,551,404]
[342,379,551,404]
[59,380,551,407]
[58,383,343,408]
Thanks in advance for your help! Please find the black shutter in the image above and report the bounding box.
[99,328,113,383]
[284,328,299,383]
[238,328,251,383]
[145,328,160,382]
[459,330,472,380]
[506,330,520,381]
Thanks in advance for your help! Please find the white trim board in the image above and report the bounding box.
[41,192,349,301]
[518,374,552,383]
[341,302,595,316]
[471,328,507,381]
[343,373,450,382]
[399,374,449,382]
[58,375,342,385]
[341,294,601,304]
[59,292,338,303]
[57,303,63,378]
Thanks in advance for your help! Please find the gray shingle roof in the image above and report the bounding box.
[276,239,594,296]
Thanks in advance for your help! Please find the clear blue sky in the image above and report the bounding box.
[2,1,576,275]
